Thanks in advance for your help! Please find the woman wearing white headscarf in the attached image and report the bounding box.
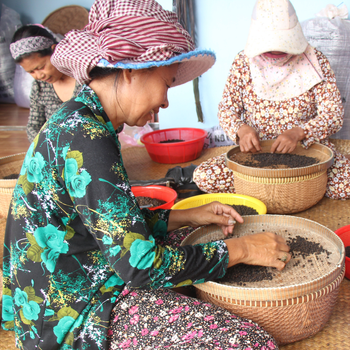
[194,0,350,199]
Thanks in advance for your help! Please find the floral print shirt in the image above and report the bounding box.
[218,48,344,148]
[2,86,228,350]
[27,80,83,142]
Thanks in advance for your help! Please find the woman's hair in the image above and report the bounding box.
[11,25,58,63]
[89,66,122,80]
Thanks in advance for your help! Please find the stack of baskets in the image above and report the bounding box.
[225,140,334,214]
[181,215,345,345]
[0,153,26,217]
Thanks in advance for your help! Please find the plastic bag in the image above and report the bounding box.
[203,125,236,149]
[119,123,154,148]
[14,64,34,108]
[165,164,203,199]
[301,8,350,139]
[316,4,348,19]
[0,4,22,103]
[130,164,203,199]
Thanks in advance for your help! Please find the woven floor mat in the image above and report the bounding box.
[292,196,350,232]
[1,140,350,349]
[121,145,231,180]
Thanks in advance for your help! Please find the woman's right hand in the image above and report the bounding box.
[237,125,261,153]
[225,232,291,271]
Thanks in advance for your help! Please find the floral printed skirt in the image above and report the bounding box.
[108,227,278,350]
[193,140,350,200]
[108,288,278,350]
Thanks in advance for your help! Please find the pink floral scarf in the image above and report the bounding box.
[248,45,324,101]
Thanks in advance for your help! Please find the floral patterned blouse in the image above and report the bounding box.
[27,80,83,143]
[2,86,228,350]
[218,48,344,147]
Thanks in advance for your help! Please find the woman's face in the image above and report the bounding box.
[120,64,178,127]
[20,51,63,84]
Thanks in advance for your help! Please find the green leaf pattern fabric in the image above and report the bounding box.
[1,86,229,349]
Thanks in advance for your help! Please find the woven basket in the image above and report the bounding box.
[181,215,345,345]
[42,5,89,36]
[0,153,26,217]
[225,141,334,214]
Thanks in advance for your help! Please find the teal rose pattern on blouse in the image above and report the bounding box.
[26,152,45,183]
[63,151,92,199]
[54,316,75,343]
[129,235,156,269]
[102,235,122,257]
[13,286,43,332]
[2,295,14,323]
[17,141,47,195]
[2,86,229,350]
[33,224,69,273]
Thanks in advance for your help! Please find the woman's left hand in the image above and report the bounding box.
[168,201,244,236]
[270,127,305,153]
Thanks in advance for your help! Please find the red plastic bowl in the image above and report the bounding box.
[131,185,177,210]
[140,127,207,164]
[335,225,350,280]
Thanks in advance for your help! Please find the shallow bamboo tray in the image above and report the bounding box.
[0,153,25,217]
[181,215,345,345]
[225,141,334,214]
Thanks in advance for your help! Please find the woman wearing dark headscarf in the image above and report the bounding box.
[2,1,288,349]
[194,0,350,199]
[10,25,83,143]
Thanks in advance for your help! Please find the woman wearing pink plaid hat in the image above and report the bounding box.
[2,1,286,349]
[194,0,350,199]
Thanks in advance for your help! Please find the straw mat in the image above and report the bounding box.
[121,144,229,181]
[1,140,350,349]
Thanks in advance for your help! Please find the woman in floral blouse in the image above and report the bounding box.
[194,0,350,199]
[2,1,291,349]
[10,25,82,143]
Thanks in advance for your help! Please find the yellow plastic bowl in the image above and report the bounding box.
[171,193,267,214]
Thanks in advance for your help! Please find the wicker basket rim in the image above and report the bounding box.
[0,152,26,165]
[181,215,345,298]
[0,152,26,188]
[225,141,334,178]
[203,267,344,306]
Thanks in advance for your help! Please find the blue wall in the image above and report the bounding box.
[2,0,349,130]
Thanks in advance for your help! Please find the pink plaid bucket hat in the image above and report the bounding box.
[51,0,216,86]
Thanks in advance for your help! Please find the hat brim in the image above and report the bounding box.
[96,49,216,87]
[244,22,308,58]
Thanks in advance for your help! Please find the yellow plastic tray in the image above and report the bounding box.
[171,193,267,214]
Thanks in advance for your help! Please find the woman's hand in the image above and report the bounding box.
[270,127,305,153]
[168,201,244,236]
[237,125,261,153]
[225,232,291,271]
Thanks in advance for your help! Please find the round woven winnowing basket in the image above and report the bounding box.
[0,153,25,217]
[42,5,89,36]
[225,141,334,214]
[181,215,345,345]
